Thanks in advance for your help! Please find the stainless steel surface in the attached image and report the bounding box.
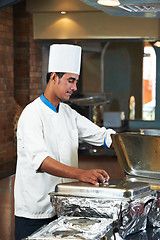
[69,93,111,126]
[54,179,151,199]
[140,128,160,136]
[70,96,107,106]
[111,132,160,230]
[127,176,160,190]
[112,133,160,180]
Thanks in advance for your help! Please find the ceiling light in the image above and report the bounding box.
[97,0,120,7]
[61,11,66,15]
[154,41,160,47]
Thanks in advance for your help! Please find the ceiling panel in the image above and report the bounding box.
[80,0,160,18]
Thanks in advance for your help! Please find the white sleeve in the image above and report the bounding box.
[73,109,114,147]
[17,106,49,172]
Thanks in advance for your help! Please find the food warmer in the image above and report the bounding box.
[112,133,160,229]
[27,133,160,239]
[50,133,160,238]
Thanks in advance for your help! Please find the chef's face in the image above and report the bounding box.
[54,72,79,101]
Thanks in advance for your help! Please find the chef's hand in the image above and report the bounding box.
[77,169,109,186]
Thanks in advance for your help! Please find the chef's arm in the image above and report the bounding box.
[40,156,109,186]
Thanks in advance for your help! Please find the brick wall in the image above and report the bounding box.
[0,0,42,178]
[0,7,15,178]
[28,13,42,102]
[14,0,42,107]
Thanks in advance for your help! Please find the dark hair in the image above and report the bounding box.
[46,72,65,83]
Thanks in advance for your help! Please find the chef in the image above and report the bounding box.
[14,44,116,240]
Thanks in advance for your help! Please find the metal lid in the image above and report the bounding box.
[54,179,151,199]
[69,96,107,106]
[111,133,160,180]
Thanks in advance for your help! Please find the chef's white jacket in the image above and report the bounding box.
[14,94,113,219]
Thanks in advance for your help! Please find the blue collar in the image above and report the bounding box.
[40,94,59,112]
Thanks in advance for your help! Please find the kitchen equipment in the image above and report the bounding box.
[70,96,108,107]
[53,180,151,199]
[111,133,160,228]
[50,179,155,238]
[112,133,160,181]
[27,133,160,240]
[140,128,160,136]
[50,132,160,238]
[26,216,113,240]
[70,96,106,126]
[69,93,111,127]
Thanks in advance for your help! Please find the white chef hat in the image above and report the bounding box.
[48,44,82,75]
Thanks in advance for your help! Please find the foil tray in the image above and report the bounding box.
[147,191,160,228]
[53,179,151,200]
[50,187,156,238]
[124,227,160,240]
[26,216,113,240]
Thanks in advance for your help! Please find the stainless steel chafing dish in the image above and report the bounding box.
[53,179,152,199]
[50,180,155,238]
[111,132,160,229]
[50,133,160,238]
[112,133,160,184]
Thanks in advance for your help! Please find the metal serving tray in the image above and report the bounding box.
[111,133,160,182]
[49,132,159,237]
[54,179,151,200]
[51,181,155,238]
[27,216,113,240]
